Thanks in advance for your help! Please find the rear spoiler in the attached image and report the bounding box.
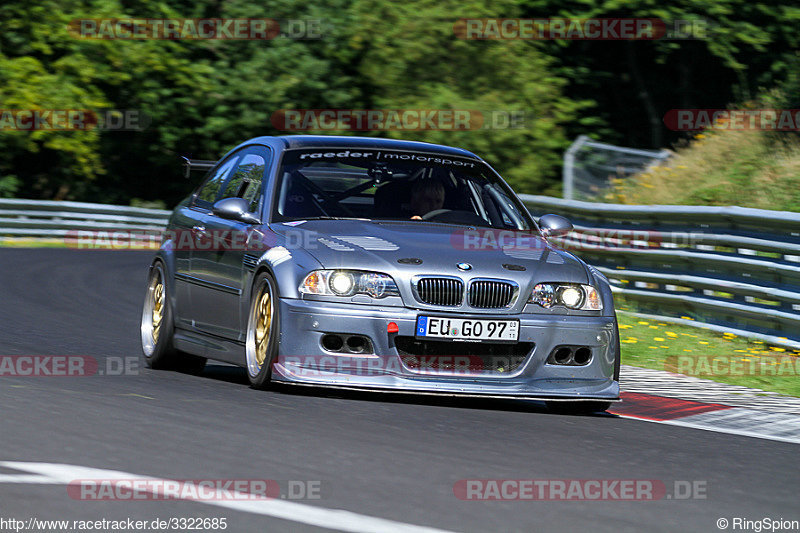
[181,156,216,178]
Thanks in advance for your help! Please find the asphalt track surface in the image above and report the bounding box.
[0,248,797,532]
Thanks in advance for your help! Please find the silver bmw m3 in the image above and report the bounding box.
[141,135,620,412]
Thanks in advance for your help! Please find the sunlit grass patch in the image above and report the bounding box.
[618,313,800,397]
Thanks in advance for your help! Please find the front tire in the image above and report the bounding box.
[245,271,280,389]
[140,261,206,374]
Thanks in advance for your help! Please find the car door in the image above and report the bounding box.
[189,145,271,341]
[174,153,241,328]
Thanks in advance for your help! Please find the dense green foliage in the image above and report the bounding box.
[0,1,797,206]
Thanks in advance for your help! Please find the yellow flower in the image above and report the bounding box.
[637,321,649,325]
[699,341,710,345]
[654,337,665,342]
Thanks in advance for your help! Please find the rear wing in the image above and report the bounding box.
[181,156,217,178]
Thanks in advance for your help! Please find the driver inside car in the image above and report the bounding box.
[409,179,445,220]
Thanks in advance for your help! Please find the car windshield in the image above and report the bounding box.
[272,148,533,229]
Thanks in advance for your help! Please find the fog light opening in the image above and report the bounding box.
[553,347,573,365]
[322,334,344,352]
[574,347,592,365]
[345,335,367,354]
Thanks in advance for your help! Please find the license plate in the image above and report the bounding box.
[416,316,519,342]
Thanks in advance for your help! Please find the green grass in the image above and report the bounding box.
[0,238,156,249]
[618,313,800,397]
[0,238,71,248]
[606,128,800,212]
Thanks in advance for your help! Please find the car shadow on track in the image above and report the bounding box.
[198,364,616,418]
[199,364,251,386]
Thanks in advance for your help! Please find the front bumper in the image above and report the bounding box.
[273,298,619,400]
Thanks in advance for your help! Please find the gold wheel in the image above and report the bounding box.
[254,285,273,368]
[151,276,164,344]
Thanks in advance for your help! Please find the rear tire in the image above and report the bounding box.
[245,271,280,390]
[140,261,207,374]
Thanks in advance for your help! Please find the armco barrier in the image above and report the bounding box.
[521,194,800,347]
[0,199,170,240]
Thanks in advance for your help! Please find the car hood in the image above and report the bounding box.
[270,219,589,286]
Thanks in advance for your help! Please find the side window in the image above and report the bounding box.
[193,156,239,209]
[220,152,267,213]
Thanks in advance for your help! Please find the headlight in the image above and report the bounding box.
[300,270,400,299]
[329,271,355,295]
[529,283,602,310]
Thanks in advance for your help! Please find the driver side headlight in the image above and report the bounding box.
[300,270,400,299]
[529,283,602,310]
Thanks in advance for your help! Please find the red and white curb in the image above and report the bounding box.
[620,365,800,414]
[609,392,800,445]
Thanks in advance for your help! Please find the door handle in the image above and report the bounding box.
[192,225,207,237]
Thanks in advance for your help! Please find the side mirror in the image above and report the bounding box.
[538,214,573,238]
[212,197,261,225]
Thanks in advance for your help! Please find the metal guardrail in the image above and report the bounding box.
[520,194,800,348]
[562,135,671,200]
[0,199,170,240]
